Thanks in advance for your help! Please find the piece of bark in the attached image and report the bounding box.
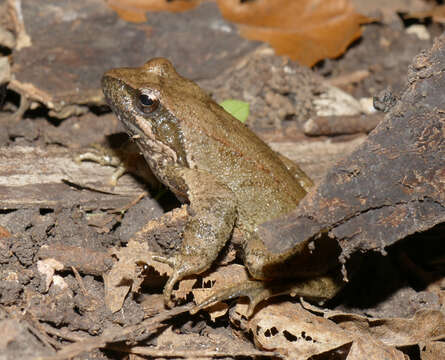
[258,34,445,261]
[0,146,145,209]
[37,244,112,276]
[303,113,384,136]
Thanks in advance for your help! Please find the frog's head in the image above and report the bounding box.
[102,58,207,166]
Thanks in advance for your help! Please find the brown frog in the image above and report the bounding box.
[101,58,342,315]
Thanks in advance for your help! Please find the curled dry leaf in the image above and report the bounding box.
[217,0,369,66]
[104,240,171,313]
[232,301,353,357]
[191,264,250,320]
[346,334,406,360]
[233,301,443,358]
[420,341,445,360]
[170,264,250,320]
[329,310,445,347]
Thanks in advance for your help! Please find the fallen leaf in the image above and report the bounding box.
[406,5,445,23]
[232,301,353,357]
[346,334,406,360]
[191,264,250,320]
[420,341,445,360]
[330,310,445,347]
[104,240,171,313]
[233,301,444,358]
[106,0,202,23]
[217,0,370,66]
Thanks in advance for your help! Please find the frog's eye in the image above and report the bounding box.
[138,92,159,113]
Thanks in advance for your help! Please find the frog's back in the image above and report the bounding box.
[179,96,307,227]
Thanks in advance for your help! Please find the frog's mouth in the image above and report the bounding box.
[118,114,146,141]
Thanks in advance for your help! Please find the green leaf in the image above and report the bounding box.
[219,99,250,123]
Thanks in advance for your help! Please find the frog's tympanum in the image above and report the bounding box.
[102,58,342,315]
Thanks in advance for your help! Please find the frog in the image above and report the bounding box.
[101,58,343,316]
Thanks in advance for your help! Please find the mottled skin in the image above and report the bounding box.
[102,58,341,313]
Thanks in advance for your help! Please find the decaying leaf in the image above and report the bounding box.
[232,301,444,358]
[346,334,406,360]
[406,5,445,23]
[329,310,445,347]
[191,264,250,320]
[217,0,369,66]
[232,301,353,357]
[104,240,171,313]
[420,341,445,360]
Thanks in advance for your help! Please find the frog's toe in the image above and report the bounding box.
[159,257,201,308]
[152,254,175,267]
[162,272,180,308]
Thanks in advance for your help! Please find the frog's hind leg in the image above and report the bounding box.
[193,232,343,316]
[191,274,342,317]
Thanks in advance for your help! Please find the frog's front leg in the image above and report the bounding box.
[76,142,157,187]
[75,145,126,186]
[154,167,237,307]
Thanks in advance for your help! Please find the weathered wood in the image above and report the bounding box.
[0,146,145,209]
[259,35,445,259]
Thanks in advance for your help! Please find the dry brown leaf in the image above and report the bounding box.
[232,301,353,357]
[170,264,249,320]
[192,264,250,320]
[331,310,445,347]
[232,301,436,358]
[217,0,369,66]
[420,341,445,360]
[407,5,445,23]
[346,334,406,360]
[106,0,202,23]
[351,0,430,23]
[104,240,171,313]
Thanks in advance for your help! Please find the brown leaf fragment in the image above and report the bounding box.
[346,334,406,360]
[232,301,353,357]
[105,240,171,313]
[303,113,383,136]
[190,264,250,320]
[406,5,445,24]
[218,0,370,66]
[421,340,445,360]
[0,225,11,238]
[329,309,445,347]
[106,0,202,23]
[131,205,188,255]
[37,244,112,277]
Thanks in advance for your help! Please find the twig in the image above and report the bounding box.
[36,305,192,360]
[107,344,280,358]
